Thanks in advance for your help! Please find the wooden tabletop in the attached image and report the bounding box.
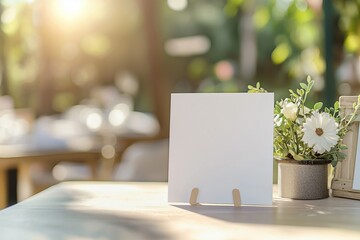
[1,182,360,239]
[0,143,103,208]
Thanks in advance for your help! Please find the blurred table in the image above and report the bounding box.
[0,143,102,208]
[0,104,162,208]
[0,182,360,239]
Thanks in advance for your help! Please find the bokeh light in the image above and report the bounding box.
[272,42,291,65]
[0,110,30,143]
[165,35,210,57]
[115,72,139,96]
[167,0,188,11]
[101,145,116,159]
[214,61,234,81]
[52,164,67,181]
[108,103,130,127]
[86,112,103,130]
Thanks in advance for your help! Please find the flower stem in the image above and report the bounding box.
[345,104,360,129]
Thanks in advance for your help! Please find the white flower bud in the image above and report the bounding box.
[281,102,298,121]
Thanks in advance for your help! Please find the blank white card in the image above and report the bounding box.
[168,93,274,205]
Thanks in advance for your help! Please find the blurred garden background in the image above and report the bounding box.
[0,0,360,204]
[1,0,360,131]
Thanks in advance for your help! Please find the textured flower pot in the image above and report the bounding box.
[277,159,331,200]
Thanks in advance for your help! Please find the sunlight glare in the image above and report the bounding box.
[1,7,17,24]
[56,0,84,20]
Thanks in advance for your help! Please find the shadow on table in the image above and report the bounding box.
[0,186,172,240]
[174,200,360,231]
[0,209,172,240]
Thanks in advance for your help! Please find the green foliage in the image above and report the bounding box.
[334,1,360,53]
[248,76,360,167]
[247,82,267,93]
[224,0,327,84]
[313,102,323,110]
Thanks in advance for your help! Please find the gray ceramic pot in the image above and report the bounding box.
[277,159,331,200]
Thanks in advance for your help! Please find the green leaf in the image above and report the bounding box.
[308,81,314,91]
[314,102,323,110]
[293,154,304,160]
[300,83,307,90]
[307,75,311,83]
[256,82,260,88]
[289,90,298,98]
[331,160,337,168]
[339,145,348,150]
[248,85,254,90]
[332,154,338,167]
[334,101,339,110]
[338,152,347,158]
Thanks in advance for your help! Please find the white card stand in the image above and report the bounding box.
[232,189,241,207]
[189,188,199,206]
[189,187,241,207]
[169,93,274,205]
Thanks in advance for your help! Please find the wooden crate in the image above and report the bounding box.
[331,96,360,200]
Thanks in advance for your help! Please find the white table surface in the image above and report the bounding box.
[1,182,360,239]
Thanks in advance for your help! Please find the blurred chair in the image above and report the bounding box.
[0,95,33,145]
[113,138,169,182]
[28,85,162,194]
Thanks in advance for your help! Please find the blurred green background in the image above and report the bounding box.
[0,0,360,135]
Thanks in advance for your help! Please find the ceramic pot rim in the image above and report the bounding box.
[275,158,332,165]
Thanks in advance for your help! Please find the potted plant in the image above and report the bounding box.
[248,76,360,199]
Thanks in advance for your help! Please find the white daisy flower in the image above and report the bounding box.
[302,112,339,154]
